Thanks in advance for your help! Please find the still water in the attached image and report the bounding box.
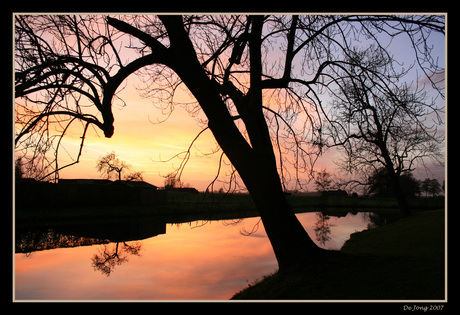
[15,211,380,300]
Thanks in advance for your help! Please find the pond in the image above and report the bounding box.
[14,211,390,301]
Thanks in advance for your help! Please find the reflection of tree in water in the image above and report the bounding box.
[16,229,109,255]
[313,212,335,247]
[91,242,142,276]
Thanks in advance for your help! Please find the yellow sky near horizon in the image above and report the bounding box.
[54,82,229,190]
[52,84,347,192]
[16,76,446,192]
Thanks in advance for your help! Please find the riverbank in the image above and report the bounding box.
[15,191,443,223]
[14,191,258,227]
[231,209,445,300]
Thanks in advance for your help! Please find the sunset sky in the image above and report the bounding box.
[56,80,227,191]
[15,15,446,192]
[55,73,446,192]
[46,79,360,191]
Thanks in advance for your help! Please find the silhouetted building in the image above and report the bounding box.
[58,178,164,205]
[119,180,158,190]
[16,178,166,208]
[166,187,199,194]
[58,178,112,185]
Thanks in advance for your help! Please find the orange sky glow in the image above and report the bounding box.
[53,81,230,191]
[15,212,374,299]
[15,70,342,192]
[14,15,446,192]
[15,72,445,192]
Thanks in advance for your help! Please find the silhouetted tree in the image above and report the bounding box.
[15,14,444,269]
[163,172,180,189]
[313,169,333,192]
[15,157,24,179]
[421,179,431,197]
[96,151,131,181]
[125,171,144,182]
[367,168,421,198]
[431,180,442,197]
[421,178,442,197]
[325,46,444,216]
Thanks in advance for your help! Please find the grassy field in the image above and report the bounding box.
[231,209,445,300]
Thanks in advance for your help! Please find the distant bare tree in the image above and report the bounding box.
[325,46,444,217]
[163,171,179,189]
[125,171,144,182]
[96,151,131,181]
[313,169,333,192]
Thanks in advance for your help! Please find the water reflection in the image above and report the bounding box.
[313,212,335,246]
[91,242,142,276]
[15,210,394,300]
[15,229,109,254]
[15,217,166,254]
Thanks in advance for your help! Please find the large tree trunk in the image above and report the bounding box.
[240,16,324,269]
[160,15,324,270]
[379,143,411,217]
[241,160,325,270]
[388,171,411,217]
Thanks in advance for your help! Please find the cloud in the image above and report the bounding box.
[418,70,445,90]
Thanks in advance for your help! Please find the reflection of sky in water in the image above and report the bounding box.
[15,212,373,300]
[298,212,372,250]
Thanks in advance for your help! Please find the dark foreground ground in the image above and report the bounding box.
[232,209,445,300]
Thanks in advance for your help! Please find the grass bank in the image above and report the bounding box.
[232,209,445,300]
[15,190,443,221]
[15,191,258,225]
